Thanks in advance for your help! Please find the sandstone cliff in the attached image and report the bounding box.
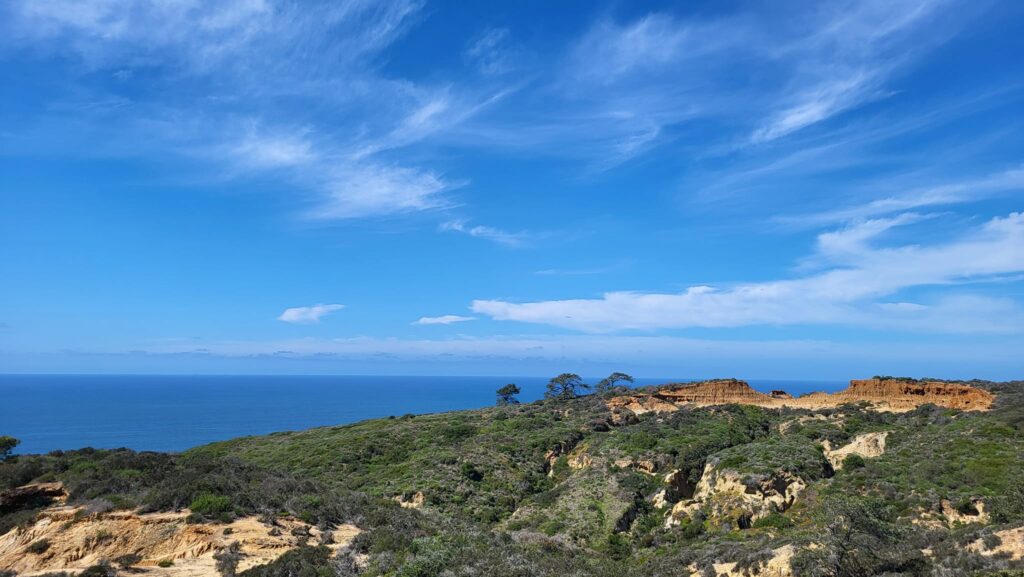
[607,378,994,415]
[0,487,358,577]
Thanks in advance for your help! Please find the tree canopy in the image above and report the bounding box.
[595,372,634,394]
[496,384,521,406]
[545,373,589,400]
[0,436,19,461]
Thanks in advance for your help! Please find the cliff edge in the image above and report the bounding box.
[608,377,994,416]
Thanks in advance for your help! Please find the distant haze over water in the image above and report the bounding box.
[0,375,846,454]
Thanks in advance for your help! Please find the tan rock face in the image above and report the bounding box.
[940,499,990,525]
[568,451,592,471]
[0,503,358,577]
[393,491,426,509]
[612,458,659,475]
[824,431,889,470]
[657,379,772,405]
[833,379,994,411]
[969,526,1024,560]
[607,378,994,416]
[667,462,806,529]
[914,498,990,528]
[706,544,796,577]
[0,483,67,511]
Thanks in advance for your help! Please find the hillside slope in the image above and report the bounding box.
[2,378,1023,577]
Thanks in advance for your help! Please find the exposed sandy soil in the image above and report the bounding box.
[0,498,358,577]
[686,544,795,577]
[969,526,1024,560]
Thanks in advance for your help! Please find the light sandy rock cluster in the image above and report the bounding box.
[969,526,1024,560]
[940,498,990,525]
[686,545,796,577]
[543,438,583,477]
[393,491,425,509]
[0,495,358,577]
[666,462,806,529]
[568,450,593,471]
[823,431,889,470]
[612,458,660,475]
[914,498,991,528]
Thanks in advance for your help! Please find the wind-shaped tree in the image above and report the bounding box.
[0,436,19,462]
[545,373,589,400]
[595,372,635,394]
[496,383,521,406]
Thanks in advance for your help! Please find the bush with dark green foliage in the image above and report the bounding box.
[0,437,18,462]
[496,384,521,406]
[237,546,332,577]
[114,553,142,569]
[214,542,244,577]
[842,453,866,470]
[77,562,115,577]
[190,492,232,516]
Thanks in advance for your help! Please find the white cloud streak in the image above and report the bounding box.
[785,166,1024,225]
[751,0,946,142]
[1,0,485,221]
[413,315,475,325]
[439,220,529,247]
[277,304,346,324]
[472,212,1024,333]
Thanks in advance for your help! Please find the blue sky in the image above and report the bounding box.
[1,0,1023,379]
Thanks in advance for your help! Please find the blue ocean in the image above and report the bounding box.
[0,375,846,454]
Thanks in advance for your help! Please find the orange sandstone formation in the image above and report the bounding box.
[608,378,994,415]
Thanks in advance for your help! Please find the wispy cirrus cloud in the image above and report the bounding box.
[781,165,1024,225]
[751,0,948,143]
[277,303,346,324]
[413,315,475,325]
[534,265,617,276]
[465,27,517,76]
[1,0,983,222]
[0,0,486,221]
[439,219,530,247]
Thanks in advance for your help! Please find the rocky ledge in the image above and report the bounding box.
[608,377,994,416]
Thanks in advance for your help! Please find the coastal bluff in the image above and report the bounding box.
[607,377,995,415]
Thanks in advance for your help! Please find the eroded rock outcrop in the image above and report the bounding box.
[0,502,358,576]
[823,431,889,470]
[688,544,796,577]
[827,379,994,411]
[969,526,1024,560]
[914,498,991,528]
[607,378,994,416]
[393,491,425,509]
[667,462,806,529]
[0,482,67,513]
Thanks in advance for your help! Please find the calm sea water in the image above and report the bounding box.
[0,375,845,454]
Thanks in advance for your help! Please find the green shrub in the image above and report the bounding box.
[843,454,866,470]
[189,492,232,515]
[157,560,174,568]
[752,512,793,530]
[27,539,51,554]
[114,553,142,569]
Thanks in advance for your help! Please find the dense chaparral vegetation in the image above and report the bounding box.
[2,375,1023,577]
